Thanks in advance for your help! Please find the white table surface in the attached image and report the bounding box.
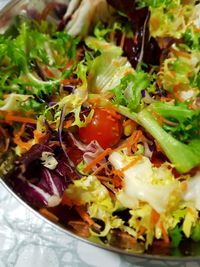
[0,1,200,266]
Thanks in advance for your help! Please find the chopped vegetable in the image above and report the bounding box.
[1,0,200,255]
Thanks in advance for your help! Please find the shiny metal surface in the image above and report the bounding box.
[0,0,200,262]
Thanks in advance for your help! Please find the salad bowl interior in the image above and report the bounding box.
[0,0,200,261]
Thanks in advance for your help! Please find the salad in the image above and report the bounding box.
[0,0,200,255]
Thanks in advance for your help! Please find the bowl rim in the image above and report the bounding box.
[1,0,200,262]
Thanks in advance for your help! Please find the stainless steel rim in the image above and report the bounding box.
[1,0,200,262]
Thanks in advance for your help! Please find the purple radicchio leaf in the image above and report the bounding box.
[63,84,75,93]
[143,141,153,158]
[58,105,75,167]
[82,140,105,167]
[21,143,52,167]
[38,168,68,197]
[55,153,80,179]
[107,0,161,68]
[6,165,68,209]
[67,132,105,170]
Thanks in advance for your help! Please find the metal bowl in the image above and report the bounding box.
[1,0,200,262]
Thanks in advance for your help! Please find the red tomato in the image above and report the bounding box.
[78,108,123,149]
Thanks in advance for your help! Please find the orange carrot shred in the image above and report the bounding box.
[151,209,160,226]
[137,226,146,237]
[160,221,170,244]
[75,206,95,226]
[39,208,59,223]
[120,32,126,49]
[13,124,33,151]
[120,155,143,172]
[5,114,37,124]
[0,125,8,137]
[83,148,112,173]
[173,85,184,102]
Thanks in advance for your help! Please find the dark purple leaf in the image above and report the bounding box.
[21,143,52,167]
[6,164,69,208]
[107,0,161,68]
[27,9,40,20]
[32,59,47,81]
[58,105,75,167]
[106,0,136,16]
[14,178,49,207]
[38,168,68,196]
[48,101,57,107]
[54,3,68,19]
[55,154,79,179]
[141,89,146,97]
[63,84,75,93]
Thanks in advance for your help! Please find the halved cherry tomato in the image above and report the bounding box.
[79,108,123,149]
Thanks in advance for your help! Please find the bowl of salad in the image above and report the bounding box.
[0,0,200,260]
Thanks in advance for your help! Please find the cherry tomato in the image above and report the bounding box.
[79,108,123,149]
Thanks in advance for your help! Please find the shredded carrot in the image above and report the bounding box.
[137,226,146,237]
[63,118,74,129]
[109,31,115,42]
[83,148,112,173]
[76,48,84,61]
[173,85,184,102]
[92,161,109,175]
[87,96,101,106]
[170,48,191,59]
[61,192,82,206]
[151,209,160,226]
[194,26,200,33]
[0,126,9,152]
[111,169,124,178]
[133,32,139,44]
[5,114,37,124]
[13,124,34,151]
[160,95,174,102]
[188,103,197,110]
[96,175,113,182]
[154,140,163,153]
[43,66,56,78]
[120,155,143,172]
[180,181,188,193]
[60,58,74,71]
[112,174,123,188]
[120,32,126,49]
[113,130,145,155]
[152,111,178,127]
[61,193,73,207]
[75,206,95,226]
[39,2,57,20]
[0,125,8,137]
[61,193,73,206]
[33,129,46,143]
[160,221,170,244]
[126,130,144,155]
[39,208,59,223]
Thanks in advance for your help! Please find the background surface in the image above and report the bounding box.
[1,181,199,267]
[0,0,200,266]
